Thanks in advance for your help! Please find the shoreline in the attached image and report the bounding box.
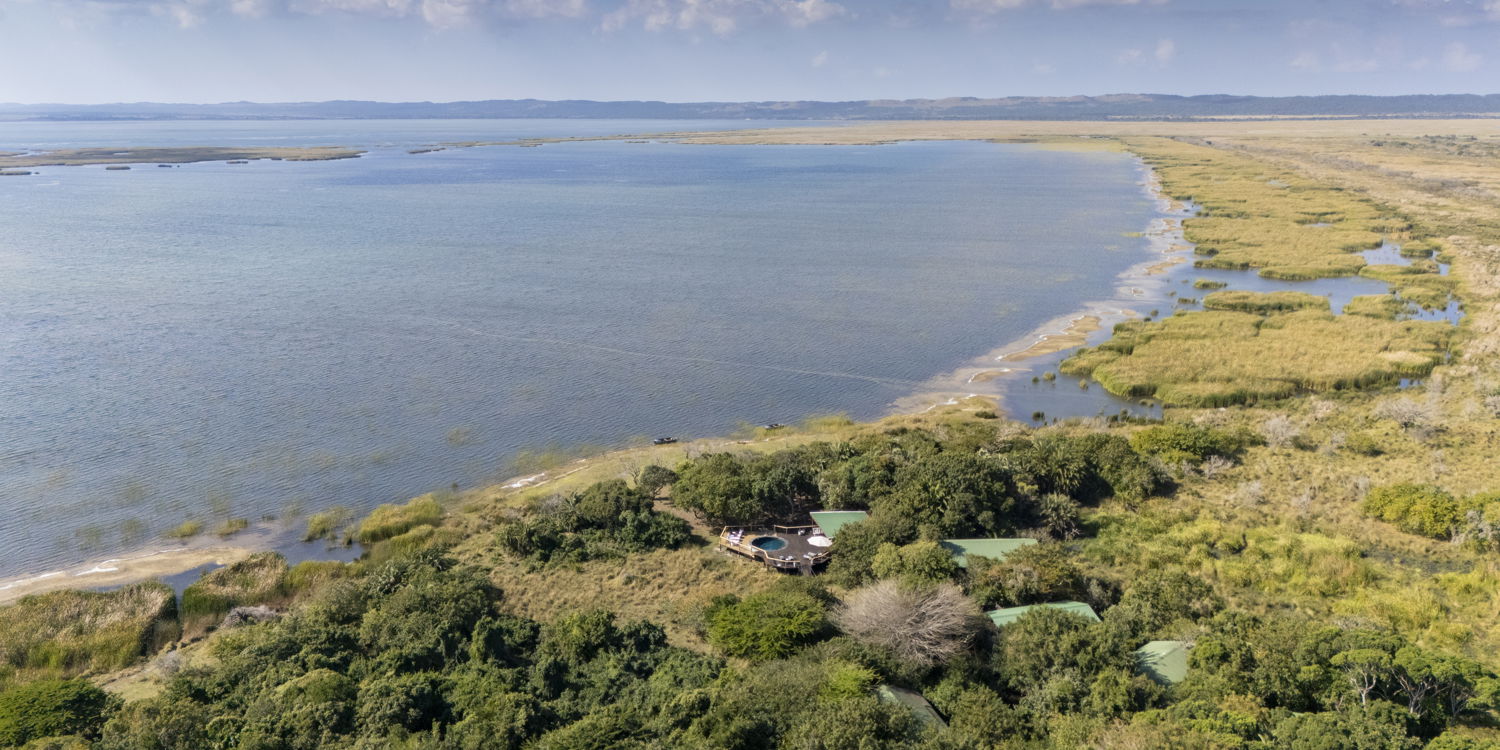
[893,155,1191,420]
[0,135,1184,600]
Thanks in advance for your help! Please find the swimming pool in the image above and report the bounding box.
[750,536,788,552]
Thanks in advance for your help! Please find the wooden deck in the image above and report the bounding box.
[719,525,832,572]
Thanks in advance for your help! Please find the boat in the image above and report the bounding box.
[653,437,677,445]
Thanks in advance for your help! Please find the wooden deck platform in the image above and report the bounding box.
[719,525,832,572]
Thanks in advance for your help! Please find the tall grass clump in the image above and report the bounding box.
[303,506,352,542]
[1202,290,1329,314]
[0,583,177,688]
[179,551,289,636]
[353,494,445,544]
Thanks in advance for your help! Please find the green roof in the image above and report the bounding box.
[809,511,869,538]
[1135,640,1191,685]
[940,538,1037,568]
[876,685,947,729]
[986,601,1101,628]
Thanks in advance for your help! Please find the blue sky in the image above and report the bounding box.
[0,0,1496,103]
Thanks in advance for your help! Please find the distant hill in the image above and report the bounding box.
[3,94,1500,121]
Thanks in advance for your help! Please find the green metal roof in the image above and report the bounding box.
[986,601,1101,628]
[876,685,947,729]
[809,510,869,538]
[1135,640,1191,685]
[940,538,1037,568]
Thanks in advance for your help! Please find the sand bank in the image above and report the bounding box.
[0,546,252,604]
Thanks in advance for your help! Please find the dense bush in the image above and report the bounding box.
[1362,483,1462,539]
[834,581,982,667]
[703,584,832,661]
[495,479,691,564]
[1128,422,1253,465]
[869,541,961,586]
[0,679,113,746]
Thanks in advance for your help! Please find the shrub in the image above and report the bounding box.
[1129,423,1251,465]
[704,588,831,660]
[834,581,981,667]
[0,680,113,746]
[1344,432,1384,456]
[870,540,961,586]
[213,518,249,538]
[355,495,444,544]
[967,543,1100,610]
[1361,484,1461,539]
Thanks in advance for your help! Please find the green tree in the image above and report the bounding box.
[0,680,114,746]
[672,453,760,525]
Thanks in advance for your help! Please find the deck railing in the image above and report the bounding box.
[718,525,833,569]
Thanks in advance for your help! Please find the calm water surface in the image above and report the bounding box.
[0,121,1158,575]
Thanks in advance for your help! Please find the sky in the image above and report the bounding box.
[0,0,1497,103]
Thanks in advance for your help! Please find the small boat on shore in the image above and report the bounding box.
[652,437,677,445]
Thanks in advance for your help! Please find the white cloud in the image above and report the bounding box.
[601,0,844,34]
[811,50,829,67]
[1032,60,1056,74]
[950,0,1164,14]
[1115,47,1142,64]
[1289,51,1321,71]
[1443,40,1482,71]
[1153,37,1175,64]
[37,0,586,29]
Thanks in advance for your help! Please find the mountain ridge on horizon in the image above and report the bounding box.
[4,93,1500,121]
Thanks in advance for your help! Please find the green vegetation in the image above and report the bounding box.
[0,679,113,746]
[494,478,691,564]
[1202,290,1329,314]
[162,520,201,540]
[0,584,176,690]
[303,506,351,541]
[1193,278,1229,290]
[1062,309,1453,406]
[704,582,832,660]
[212,517,248,538]
[179,552,289,636]
[1345,294,1409,319]
[354,494,445,544]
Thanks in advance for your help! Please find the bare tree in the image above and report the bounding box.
[1375,397,1440,432]
[1262,414,1301,449]
[833,580,983,667]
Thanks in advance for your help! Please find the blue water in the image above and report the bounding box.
[0,121,1157,576]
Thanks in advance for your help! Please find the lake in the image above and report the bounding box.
[0,120,1160,576]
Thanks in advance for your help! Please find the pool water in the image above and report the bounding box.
[750,536,788,552]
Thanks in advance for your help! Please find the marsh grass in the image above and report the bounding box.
[1202,290,1329,314]
[213,518,248,538]
[1344,295,1406,319]
[353,495,445,544]
[1062,309,1452,406]
[0,583,177,689]
[163,520,202,540]
[303,506,352,542]
[179,552,289,637]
